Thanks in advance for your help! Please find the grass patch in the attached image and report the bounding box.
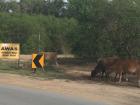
[0,61,67,80]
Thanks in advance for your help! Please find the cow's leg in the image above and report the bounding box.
[105,72,109,80]
[119,72,123,83]
[124,73,128,82]
[55,61,59,67]
[137,75,140,87]
[101,71,105,80]
[90,70,94,80]
[114,73,118,82]
[101,72,104,78]
[137,70,140,87]
[138,79,140,87]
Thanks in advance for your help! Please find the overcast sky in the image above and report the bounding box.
[4,0,20,2]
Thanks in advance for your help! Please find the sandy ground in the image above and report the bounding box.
[0,71,140,105]
[0,55,140,105]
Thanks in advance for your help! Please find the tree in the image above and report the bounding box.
[0,0,20,13]
[43,0,66,16]
[66,0,140,58]
[106,0,140,58]
[20,0,66,16]
[66,0,111,58]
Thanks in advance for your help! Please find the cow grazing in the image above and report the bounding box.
[91,56,119,79]
[91,57,140,87]
[106,59,140,87]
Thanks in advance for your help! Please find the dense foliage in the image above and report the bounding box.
[0,0,139,58]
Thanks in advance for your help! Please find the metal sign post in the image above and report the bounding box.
[0,43,20,68]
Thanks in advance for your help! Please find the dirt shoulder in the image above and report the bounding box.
[0,73,140,105]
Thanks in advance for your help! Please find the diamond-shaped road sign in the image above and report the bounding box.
[32,54,45,69]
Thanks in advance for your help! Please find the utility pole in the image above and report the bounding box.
[38,33,41,52]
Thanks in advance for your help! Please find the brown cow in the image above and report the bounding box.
[91,57,140,87]
[106,59,140,87]
[46,52,59,66]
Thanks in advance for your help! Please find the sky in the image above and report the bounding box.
[4,0,20,2]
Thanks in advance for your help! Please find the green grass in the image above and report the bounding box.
[0,61,67,80]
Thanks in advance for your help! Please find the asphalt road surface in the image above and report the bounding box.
[0,85,107,105]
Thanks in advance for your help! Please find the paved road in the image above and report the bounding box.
[0,85,107,105]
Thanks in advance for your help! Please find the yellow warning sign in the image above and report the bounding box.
[32,54,45,69]
[0,43,20,59]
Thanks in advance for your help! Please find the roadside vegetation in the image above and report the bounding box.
[0,60,66,79]
[0,0,139,58]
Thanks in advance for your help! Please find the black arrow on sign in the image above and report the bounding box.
[33,54,42,68]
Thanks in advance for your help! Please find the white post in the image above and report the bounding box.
[38,33,41,52]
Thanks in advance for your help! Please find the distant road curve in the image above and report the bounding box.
[0,85,107,105]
